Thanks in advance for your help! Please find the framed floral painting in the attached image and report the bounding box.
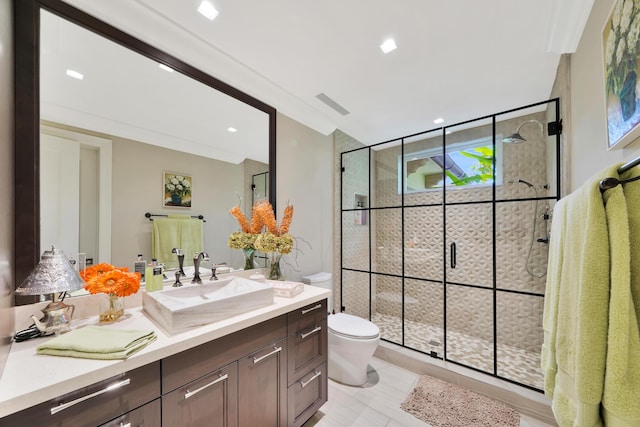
[163,172,192,208]
[603,0,640,149]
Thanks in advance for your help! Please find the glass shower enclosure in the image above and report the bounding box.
[339,98,561,390]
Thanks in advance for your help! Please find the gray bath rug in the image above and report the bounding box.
[400,375,520,427]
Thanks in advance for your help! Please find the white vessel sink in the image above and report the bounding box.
[142,276,274,334]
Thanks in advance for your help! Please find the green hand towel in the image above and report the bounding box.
[36,326,156,360]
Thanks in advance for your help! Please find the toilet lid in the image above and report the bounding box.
[328,313,379,339]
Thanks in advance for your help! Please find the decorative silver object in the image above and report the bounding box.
[15,246,85,335]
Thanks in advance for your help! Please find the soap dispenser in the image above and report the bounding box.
[134,254,146,282]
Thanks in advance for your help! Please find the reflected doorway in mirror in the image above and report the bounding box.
[163,171,192,208]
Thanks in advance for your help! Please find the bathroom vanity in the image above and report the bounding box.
[0,285,329,426]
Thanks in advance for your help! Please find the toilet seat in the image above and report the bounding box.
[328,313,379,340]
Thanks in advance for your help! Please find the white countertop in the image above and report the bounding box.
[0,285,330,418]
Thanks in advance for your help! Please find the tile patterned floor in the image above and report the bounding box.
[371,313,544,390]
[302,357,555,427]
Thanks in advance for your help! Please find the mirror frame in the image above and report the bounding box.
[14,0,277,303]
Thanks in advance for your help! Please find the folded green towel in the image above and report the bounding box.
[36,326,156,360]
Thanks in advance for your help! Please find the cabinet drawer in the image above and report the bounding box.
[163,314,286,393]
[162,362,238,427]
[287,300,327,337]
[0,361,160,427]
[287,361,327,427]
[99,398,161,427]
[288,318,327,385]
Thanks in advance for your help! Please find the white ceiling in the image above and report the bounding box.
[59,0,594,147]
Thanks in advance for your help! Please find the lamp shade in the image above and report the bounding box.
[15,246,85,295]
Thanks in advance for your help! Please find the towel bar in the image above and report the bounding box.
[599,156,640,192]
[145,213,206,222]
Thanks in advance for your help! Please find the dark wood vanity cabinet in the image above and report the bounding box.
[162,314,288,427]
[0,361,161,427]
[0,298,328,427]
[162,301,328,427]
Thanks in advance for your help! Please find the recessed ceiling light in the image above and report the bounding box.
[65,69,83,80]
[433,118,444,124]
[380,38,397,54]
[158,63,174,72]
[197,1,219,21]
[227,127,237,133]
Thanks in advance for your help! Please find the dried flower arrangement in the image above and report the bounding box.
[228,200,295,278]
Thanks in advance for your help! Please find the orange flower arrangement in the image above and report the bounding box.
[80,263,141,297]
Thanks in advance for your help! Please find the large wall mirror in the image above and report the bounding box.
[14,0,277,304]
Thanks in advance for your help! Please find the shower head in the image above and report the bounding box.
[502,120,544,144]
[502,132,527,144]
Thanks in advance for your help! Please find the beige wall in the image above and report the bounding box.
[0,0,14,373]
[570,0,640,190]
[276,112,334,282]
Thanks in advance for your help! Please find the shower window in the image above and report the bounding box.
[398,136,503,194]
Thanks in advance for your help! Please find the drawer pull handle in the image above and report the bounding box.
[50,378,130,415]
[299,325,322,339]
[300,371,322,388]
[301,304,322,315]
[252,346,282,364]
[120,423,131,427]
[185,373,228,399]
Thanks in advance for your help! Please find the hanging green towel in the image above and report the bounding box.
[152,217,203,268]
[542,165,614,426]
[179,218,204,266]
[152,218,181,267]
[36,326,156,360]
[601,166,640,426]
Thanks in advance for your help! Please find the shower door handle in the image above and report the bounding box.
[450,242,456,269]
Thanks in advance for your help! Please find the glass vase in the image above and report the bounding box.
[242,248,255,270]
[99,293,125,322]
[268,253,284,281]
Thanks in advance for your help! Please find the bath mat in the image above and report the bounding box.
[400,375,519,427]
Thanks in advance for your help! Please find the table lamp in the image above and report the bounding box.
[15,246,85,335]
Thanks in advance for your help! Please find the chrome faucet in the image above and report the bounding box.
[172,247,186,277]
[192,251,209,284]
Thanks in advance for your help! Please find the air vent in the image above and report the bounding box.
[315,93,350,116]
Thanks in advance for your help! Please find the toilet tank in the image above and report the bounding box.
[301,272,332,313]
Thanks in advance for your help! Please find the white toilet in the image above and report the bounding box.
[301,273,381,386]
